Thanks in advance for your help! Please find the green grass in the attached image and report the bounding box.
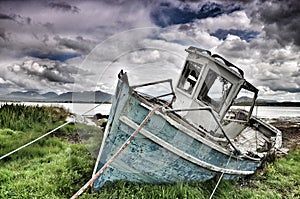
[0,104,95,198]
[0,104,299,198]
[0,142,94,199]
[0,104,69,160]
[82,149,299,199]
[0,103,68,132]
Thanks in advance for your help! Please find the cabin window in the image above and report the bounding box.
[198,69,232,112]
[178,61,202,94]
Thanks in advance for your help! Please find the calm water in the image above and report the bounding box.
[1,102,300,119]
[231,106,300,119]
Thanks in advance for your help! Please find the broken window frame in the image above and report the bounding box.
[197,69,233,113]
[177,61,203,95]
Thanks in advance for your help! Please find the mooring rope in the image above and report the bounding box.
[70,105,161,199]
[0,103,104,161]
[0,120,73,160]
[209,153,232,199]
[80,103,104,116]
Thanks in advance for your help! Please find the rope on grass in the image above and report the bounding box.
[0,103,105,161]
[0,120,73,160]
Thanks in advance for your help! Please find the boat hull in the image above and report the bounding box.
[93,74,262,190]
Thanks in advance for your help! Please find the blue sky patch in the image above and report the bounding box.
[211,29,260,42]
[150,2,241,27]
[28,52,81,62]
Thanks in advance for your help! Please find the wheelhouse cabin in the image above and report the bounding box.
[173,47,258,134]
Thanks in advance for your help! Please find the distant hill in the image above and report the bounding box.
[234,96,278,104]
[257,99,278,103]
[234,96,253,103]
[42,92,58,99]
[9,91,42,99]
[53,91,112,103]
[3,91,46,101]
[0,90,112,103]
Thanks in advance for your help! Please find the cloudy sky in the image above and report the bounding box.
[0,0,299,101]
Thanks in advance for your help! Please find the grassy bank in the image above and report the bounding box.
[0,104,299,198]
[83,150,300,199]
[0,104,95,198]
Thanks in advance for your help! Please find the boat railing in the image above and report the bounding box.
[163,106,241,154]
[131,79,176,105]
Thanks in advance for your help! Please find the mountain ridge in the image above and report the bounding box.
[0,90,112,103]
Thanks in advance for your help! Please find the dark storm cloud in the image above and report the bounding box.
[48,2,80,13]
[256,0,300,47]
[27,52,80,62]
[272,86,300,93]
[0,28,9,41]
[150,1,241,27]
[42,69,74,83]
[178,0,254,3]
[292,69,300,78]
[0,82,13,88]
[0,0,150,62]
[0,12,31,25]
[219,0,300,47]
[54,35,96,54]
[43,22,54,30]
[0,13,14,20]
[257,74,300,93]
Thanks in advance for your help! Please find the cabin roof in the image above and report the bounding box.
[186,46,244,79]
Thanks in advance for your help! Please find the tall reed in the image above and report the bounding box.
[0,103,68,131]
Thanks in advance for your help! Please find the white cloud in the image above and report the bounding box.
[130,50,160,64]
[257,86,300,102]
[196,10,256,32]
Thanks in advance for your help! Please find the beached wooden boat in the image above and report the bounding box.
[92,46,282,190]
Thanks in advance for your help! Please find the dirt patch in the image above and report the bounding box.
[268,117,300,150]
